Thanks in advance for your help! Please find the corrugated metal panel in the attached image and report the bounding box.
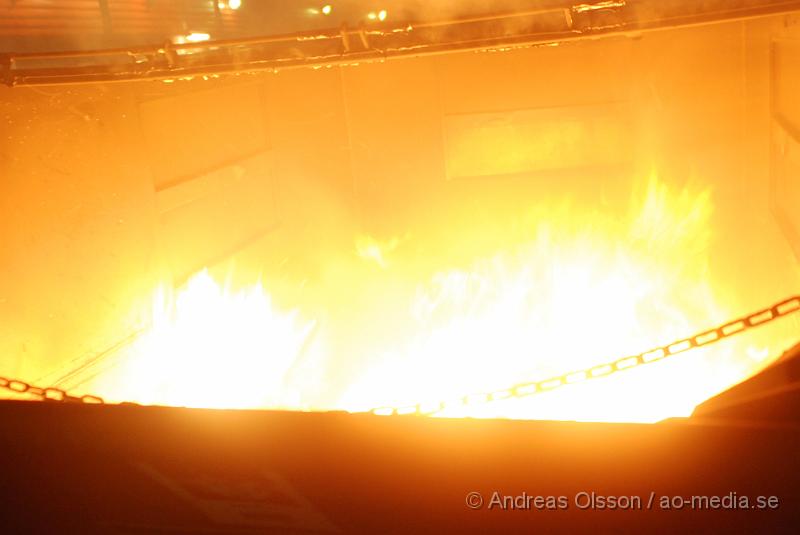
[108,0,235,35]
[0,0,238,50]
[0,1,106,35]
[3,0,800,56]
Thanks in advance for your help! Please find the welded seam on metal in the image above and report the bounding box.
[6,1,800,86]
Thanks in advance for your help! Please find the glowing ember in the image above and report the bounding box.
[91,175,785,422]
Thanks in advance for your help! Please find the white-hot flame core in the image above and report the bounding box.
[97,271,320,410]
[91,175,791,422]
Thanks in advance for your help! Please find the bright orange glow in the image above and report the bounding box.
[89,175,786,422]
[355,234,401,268]
[338,174,780,422]
[92,271,321,409]
[185,32,211,43]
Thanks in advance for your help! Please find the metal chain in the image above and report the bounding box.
[0,376,103,404]
[370,295,800,416]
[2,295,799,412]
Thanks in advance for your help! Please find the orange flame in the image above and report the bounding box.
[91,174,785,422]
[92,271,323,410]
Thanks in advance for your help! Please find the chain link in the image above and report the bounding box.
[370,295,800,416]
[0,375,103,404]
[2,295,798,412]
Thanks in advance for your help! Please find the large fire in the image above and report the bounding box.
[89,175,786,422]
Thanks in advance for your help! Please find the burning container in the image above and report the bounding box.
[3,0,799,421]
[2,1,800,533]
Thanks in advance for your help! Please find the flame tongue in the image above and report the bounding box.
[339,175,729,421]
[98,271,319,410]
[91,175,781,422]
